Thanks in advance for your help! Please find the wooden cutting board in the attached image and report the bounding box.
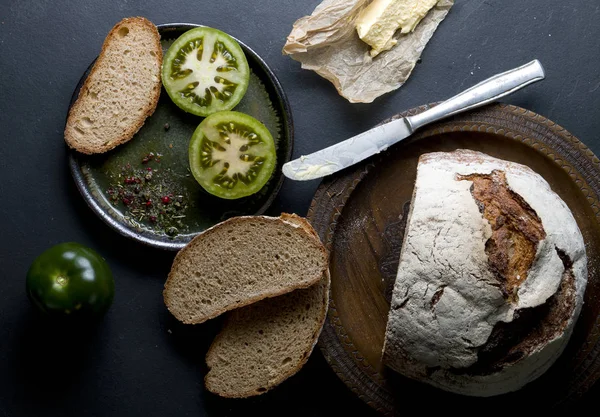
[307,103,600,414]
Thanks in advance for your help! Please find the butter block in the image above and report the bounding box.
[356,0,439,57]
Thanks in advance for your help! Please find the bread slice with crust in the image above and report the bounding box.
[204,214,330,398]
[163,214,329,325]
[205,271,330,397]
[64,17,162,154]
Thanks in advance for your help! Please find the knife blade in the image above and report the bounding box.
[282,59,545,181]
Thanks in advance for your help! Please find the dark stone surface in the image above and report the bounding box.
[0,0,598,415]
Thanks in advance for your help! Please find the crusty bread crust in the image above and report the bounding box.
[64,17,162,154]
[163,214,329,325]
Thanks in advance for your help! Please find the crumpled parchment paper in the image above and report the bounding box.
[282,0,454,103]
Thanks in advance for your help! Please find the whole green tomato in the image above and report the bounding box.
[26,242,115,318]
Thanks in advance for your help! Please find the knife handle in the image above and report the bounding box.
[406,60,545,131]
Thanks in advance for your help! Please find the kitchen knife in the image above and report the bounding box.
[282,59,545,181]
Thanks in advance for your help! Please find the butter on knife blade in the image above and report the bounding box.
[288,159,340,180]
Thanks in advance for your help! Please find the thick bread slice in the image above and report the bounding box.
[204,215,330,398]
[163,214,329,325]
[205,271,330,397]
[64,17,162,154]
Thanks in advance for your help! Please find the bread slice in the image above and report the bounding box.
[64,17,162,154]
[163,214,329,325]
[204,215,330,398]
[205,271,330,397]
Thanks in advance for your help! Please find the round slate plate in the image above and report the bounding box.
[307,103,600,414]
[68,23,293,250]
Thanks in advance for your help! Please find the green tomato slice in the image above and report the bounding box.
[189,111,276,199]
[162,26,250,117]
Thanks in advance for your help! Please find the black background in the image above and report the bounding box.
[1,0,599,416]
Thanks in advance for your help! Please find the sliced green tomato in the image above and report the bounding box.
[162,27,250,117]
[189,111,276,199]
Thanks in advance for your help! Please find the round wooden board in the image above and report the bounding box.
[307,103,600,414]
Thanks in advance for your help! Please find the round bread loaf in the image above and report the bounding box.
[382,149,587,396]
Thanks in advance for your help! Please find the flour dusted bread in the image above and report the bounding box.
[382,150,587,396]
[64,17,162,154]
[163,214,328,325]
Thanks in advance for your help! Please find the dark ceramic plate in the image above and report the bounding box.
[68,23,293,250]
